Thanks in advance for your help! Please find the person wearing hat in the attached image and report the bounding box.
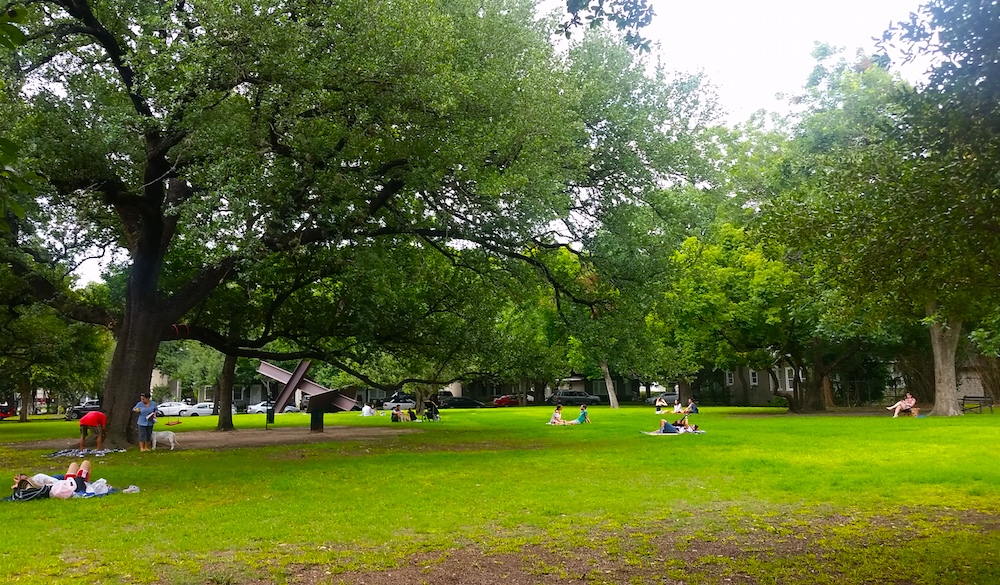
[132,393,158,452]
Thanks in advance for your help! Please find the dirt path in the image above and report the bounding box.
[12,425,420,452]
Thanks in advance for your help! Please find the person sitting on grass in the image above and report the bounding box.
[654,396,668,414]
[683,398,699,414]
[673,399,684,414]
[574,404,591,424]
[887,392,916,418]
[548,404,567,425]
[390,405,404,422]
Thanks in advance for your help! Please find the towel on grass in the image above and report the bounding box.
[46,448,126,458]
[4,487,121,503]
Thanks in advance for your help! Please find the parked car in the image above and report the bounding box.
[179,402,237,416]
[546,389,601,406]
[156,401,187,417]
[644,392,679,405]
[439,396,485,409]
[492,394,534,407]
[246,401,299,414]
[382,395,417,410]
[66,400,102,420]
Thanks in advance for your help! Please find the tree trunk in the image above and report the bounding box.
[928,308,963,416]
[519,377,530,406]
[532,379,546,405]
[677,380,691,403]
[208,381,218,414]
[599,360,619,408]
[735,367,748,406]
[822,375,836,408]
[17,377,31,423]
[771,363,798,412]
[103,305,167,446]
[216,353,237,430]
[789,355,823,413]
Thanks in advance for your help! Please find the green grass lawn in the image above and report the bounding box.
[0,407,998,584]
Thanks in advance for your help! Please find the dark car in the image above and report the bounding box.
[546,390,600,406]
[439,396,485,409]
[66,400,102,420]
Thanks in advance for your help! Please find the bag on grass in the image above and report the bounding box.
[12,480,51,502]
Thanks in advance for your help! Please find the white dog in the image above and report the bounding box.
[151,430,177,451]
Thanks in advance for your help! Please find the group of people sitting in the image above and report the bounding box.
[655,397,698,415]
[387,402,440,422]
[358,400,440,422]
[547,404,591,425]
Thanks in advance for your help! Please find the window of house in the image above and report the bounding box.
[232,387,246,401]
[785,367,795,388]
[750,371,758,386]
[726,370,734,386]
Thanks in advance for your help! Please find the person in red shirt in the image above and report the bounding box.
[78,411,107,450]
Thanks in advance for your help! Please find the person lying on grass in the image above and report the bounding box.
[10,460,111,501]
[647,418,700,435]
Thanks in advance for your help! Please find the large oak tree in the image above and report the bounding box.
[2,0,714,442]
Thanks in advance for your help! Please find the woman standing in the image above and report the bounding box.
[132,393,158,452]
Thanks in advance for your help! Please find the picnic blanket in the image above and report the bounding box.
[45,448,126,458]
[3,487,121,503]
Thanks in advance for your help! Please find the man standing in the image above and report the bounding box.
[78,411,107,450]
[132,393,158,452]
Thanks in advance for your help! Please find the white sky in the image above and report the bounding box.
[644,0,927,121]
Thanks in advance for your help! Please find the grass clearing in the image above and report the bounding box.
[0,406,997,584]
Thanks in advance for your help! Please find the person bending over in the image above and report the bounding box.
[78,411,108,450]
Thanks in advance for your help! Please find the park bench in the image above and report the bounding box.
[959,395,994,414]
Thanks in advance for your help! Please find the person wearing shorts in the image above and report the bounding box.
[78,411,108,450]
[132,393,158,452]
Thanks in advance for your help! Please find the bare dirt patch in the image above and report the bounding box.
[14,425,420,452]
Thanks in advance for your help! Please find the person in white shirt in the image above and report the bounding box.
[361,402,375,416]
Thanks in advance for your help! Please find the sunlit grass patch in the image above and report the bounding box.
[0,406,997,583]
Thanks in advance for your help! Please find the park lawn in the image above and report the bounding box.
[0,407,998,584]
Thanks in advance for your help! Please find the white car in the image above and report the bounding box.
[382,397,416,410]
[246,401,299,414]
[155,401,187,416]
[179,402,237,416]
